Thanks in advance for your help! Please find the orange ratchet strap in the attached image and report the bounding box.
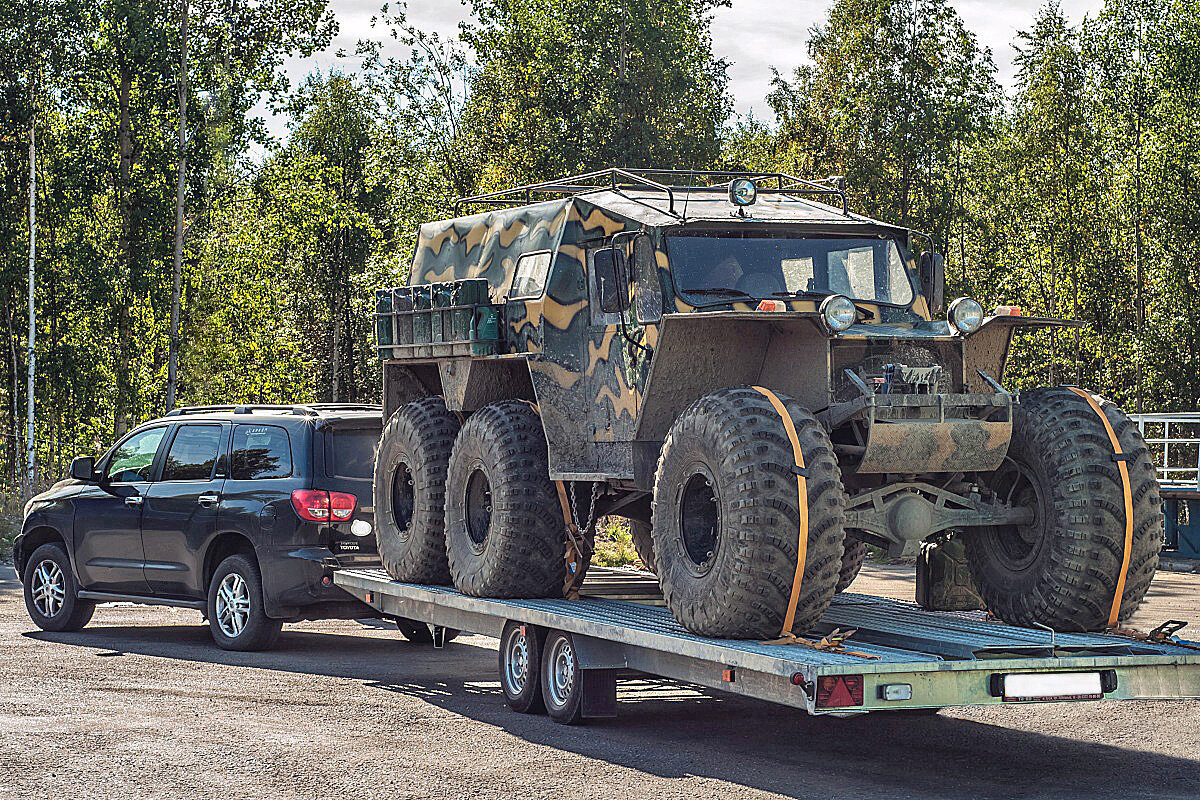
[750,386,810,636]
[1065,387,1134,629]
[555,480,590,600]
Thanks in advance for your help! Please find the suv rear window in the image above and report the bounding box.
[325,427,379,478]
[232,424,292,480]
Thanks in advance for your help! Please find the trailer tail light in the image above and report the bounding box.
[291,490,357,522]
[329,491,357,520]
[815,674,864,708]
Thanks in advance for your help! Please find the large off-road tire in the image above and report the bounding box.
[651,386,847,638]
[23,543,95,633]
[374,396,461,584]
[965,387,1161,631]
[445,401,564,598]
[836,537,868,593]
[629,520,655,572]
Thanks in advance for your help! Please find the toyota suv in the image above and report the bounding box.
[15,404,383,650]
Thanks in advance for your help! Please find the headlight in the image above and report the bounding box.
[948,296,985,334]
[820,294,858,333]
[729,177,757,206]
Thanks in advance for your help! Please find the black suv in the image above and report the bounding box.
[15,404,383,650]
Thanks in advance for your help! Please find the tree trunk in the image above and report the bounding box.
[115,57,134,437]
[167,0,189,412]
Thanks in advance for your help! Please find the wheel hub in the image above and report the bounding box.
[547,637,575,708]
[30,559,65,618]
[216,573,251,638]
[465,467,493,547]
[504,629,530,694]
[679,470,719,571]
[391,460,416,536]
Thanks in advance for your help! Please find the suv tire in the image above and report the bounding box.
[207,554,282,651]
[23,543,95,632]
[652,386,847,638]
[445,401,564,598]
[965,387,1160,631]
[375,396,461,584]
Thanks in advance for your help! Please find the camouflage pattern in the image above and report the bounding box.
[387,180,1067,486]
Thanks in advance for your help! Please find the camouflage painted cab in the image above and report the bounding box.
[374,168,1160,641]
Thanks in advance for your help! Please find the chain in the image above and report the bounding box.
[568,481,581,532]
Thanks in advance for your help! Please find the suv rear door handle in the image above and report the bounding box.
[124,495,143,507]
[197,493,220,508]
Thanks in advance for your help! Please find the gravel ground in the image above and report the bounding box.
[3,563,1200,800]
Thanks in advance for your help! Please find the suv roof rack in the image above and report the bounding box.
[452,167,848,216]
[164,403,382,418]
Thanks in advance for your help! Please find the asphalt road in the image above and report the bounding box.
[3,564,1200,800]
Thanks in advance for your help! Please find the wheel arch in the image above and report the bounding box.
[202,531,258,590]
[15,525,68,578]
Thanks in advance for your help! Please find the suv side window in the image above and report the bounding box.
[231,424,292,480]
[105,427,168,483]
[161,424,224,482]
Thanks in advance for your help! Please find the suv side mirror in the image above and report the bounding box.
[919,251,945,315]
[69,456,97,483]
[595,246,630,314]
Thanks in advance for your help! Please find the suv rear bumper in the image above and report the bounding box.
[262,545,380,620]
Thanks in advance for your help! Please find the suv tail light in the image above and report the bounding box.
[291,489,357,523]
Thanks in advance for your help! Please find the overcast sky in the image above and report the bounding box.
[263,0,1103,141]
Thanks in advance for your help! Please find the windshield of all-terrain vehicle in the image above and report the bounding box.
[668,234,914,306]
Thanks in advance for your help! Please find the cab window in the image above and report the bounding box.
[104,427,167,483]
[510,252,552,298]
[161,425,224,482]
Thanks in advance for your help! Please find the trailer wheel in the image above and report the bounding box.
[445,401,564,598]
[540,630,584,724]
[965,388,1161,631]
[375,396,461,584]
[629,520,655,573]
[652,386,847,638]
[499,620,545,713]
[836,537,868,593]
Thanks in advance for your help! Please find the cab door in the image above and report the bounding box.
[71,425,169,594]
[140,423,229,598]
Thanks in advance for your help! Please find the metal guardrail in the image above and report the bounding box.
[1128,412,1200,492]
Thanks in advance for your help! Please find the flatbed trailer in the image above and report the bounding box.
[335,567,1200,722]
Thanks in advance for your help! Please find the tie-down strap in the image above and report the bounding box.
[750,386,810,637]
[1064,387,1134,629]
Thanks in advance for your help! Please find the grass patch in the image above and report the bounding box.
[590,517,645,569]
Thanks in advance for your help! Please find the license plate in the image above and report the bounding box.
[1002,671,1103,702]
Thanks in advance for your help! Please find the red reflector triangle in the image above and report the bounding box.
[825,677,858,707]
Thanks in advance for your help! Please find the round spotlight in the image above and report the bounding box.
[820,294,858,333]
[729,177,758,206]
[948,296,985,334]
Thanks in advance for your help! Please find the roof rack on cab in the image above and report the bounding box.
[164,403,382,417]
[452,167,849,216]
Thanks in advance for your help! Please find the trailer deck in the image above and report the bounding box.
[335,567,1200,719]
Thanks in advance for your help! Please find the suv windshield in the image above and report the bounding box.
[668,233,914,306]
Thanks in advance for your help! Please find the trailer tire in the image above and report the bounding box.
[540,630,584,724]
[629,520,655,573]
[965,387,1161,631]
[836,537,868,593]
[651,386,847,638]
[499,620,545,714]
[375,396,461,585]
[445,401,564,598]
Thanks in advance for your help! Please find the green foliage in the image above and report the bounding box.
[590,517,642,569]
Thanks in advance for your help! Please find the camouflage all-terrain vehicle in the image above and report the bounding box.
[371,168,1161,639]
